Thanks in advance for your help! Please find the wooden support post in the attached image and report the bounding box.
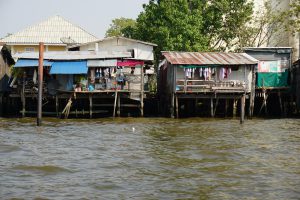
[171,93,175,118]
[37,42,44,126]
[140,65,144,117]
[258,90,268,116]
[213,98,219,117]
[175,94,179,118]
[89,94,93,118]
[225,99,229,117]
[21,73,26,118]
[233,99,237,118]
[210,98,214,117]
[0,94,2,116]
[249,65,256,119]
[240,94,246,124]
[278,91,283,117]
[284,102,288,118]
[113,90,118,118]
[55,95,59,117]
[117,94,121,117]
[195,98,198,116]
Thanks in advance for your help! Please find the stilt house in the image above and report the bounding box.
[159,51,258,122]
[9,40,156,118]
[244,47,293,116]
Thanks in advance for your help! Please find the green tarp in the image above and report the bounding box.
[257,71,289,88]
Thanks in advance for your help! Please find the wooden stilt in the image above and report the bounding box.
[0,94,2,116]
[140,96,144,117]
[213,98,219,117]
[258,89,268,116]
[140,65,144,117]
[240,94,246,124]
[195,98,198,116]
[210,98,214,117]
[171,93,175,118]
[113,90,118,118]
[55,95,59,117]
[249,65,256,119]
[21,73,26,118]
[175,94,179,118]
[225,99,229,117]
[284,102,288,117]
[117,94,121,117]
[89,94,93,118]
[233,99,237,118]
[278,91,283,117]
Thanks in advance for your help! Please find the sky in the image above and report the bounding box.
[0,0,149,39]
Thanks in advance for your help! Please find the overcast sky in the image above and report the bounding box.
[0,0,149,39]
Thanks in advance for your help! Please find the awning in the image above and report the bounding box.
[117,60,144,67]
[50,61,88,74]
[87,59,117,67]
[14,59,53,68]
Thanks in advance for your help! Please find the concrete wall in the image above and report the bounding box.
[10,45,66,54]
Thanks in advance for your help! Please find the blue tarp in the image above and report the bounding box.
[14,59,53,67]
[50,61,88,74]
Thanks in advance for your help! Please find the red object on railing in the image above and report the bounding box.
[117,60,144,67]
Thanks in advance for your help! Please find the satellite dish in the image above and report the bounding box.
[60,37,77,44]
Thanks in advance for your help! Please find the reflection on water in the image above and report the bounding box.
[0,118,299,199]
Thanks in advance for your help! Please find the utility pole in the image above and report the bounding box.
[37,42,44,126]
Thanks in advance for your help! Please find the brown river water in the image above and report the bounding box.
[0,117,299,199]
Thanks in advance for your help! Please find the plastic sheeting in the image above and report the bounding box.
[50,61,87,74]
[14,59,53,67]
[256,71,289,88]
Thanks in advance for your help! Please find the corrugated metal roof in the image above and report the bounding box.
[14,51,132,60]
[87,59,117,67]
[244,47,293,53]
[69,36,157,49]
[50,61,87,74]
[0,15,98,45]
[14,59,53,67]
[162,51,258,65]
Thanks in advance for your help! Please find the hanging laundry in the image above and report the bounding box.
[33,69,37,84]
[219,68,225,80]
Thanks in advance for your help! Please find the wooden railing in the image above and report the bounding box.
[176,79,246,93]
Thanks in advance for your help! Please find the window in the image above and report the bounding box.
[127,49,135,58]
[24,47,35,52]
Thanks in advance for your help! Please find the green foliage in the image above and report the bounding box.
[284,1,300,33]
[234,1,283,50]
[105,18,136,38]
[121,0,253,55]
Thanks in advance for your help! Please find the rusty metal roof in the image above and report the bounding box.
[162,51,258,65]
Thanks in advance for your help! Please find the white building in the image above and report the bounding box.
[69,36,157,61]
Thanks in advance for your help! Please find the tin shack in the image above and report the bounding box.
[244,47,293,116]
[159,51,258,123]
[9,47,156,118]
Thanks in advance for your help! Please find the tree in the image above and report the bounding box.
[234,1,285,50]
[123,0,254,55]
[285,1,300,33]
[105,18,136,38]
